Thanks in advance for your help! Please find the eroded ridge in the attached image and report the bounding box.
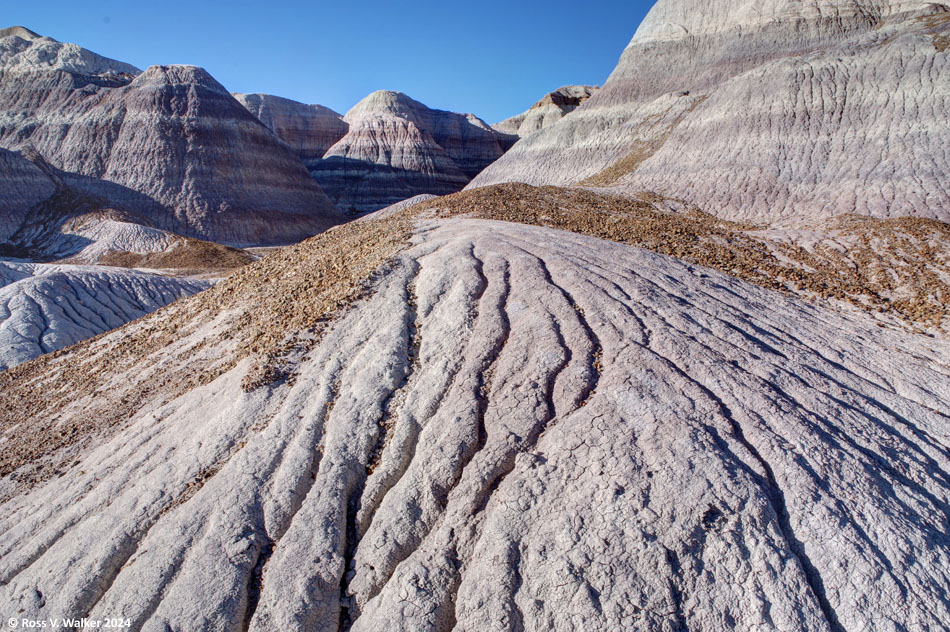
[1,219,949,631]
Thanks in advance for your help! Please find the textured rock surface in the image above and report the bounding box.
[0,147,55,241]
[234,93,349,164]
[1,217,948,630]
[471,1,950,225]
[0,29,342,246]
[310,91,514,215]
[493,85,598,137]
[0,149,254,268]
[0,261,208,370]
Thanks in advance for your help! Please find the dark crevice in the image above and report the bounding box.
[340,264,421,631]
[804,364,950,462]
[508,541,526,632]
[360,244,490,542]
[360,254,512,609]
[663,547,688,632]
[337,488,361,632]
[365,261,422,477]
[629,308,845,631]
[242,535,275,632]
[702,391,845,632]
[529,252,603,414]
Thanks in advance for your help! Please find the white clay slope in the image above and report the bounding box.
[0,219,948,631]
[471,0,950,225]
[493,85,598,137]
[0,262,209,370]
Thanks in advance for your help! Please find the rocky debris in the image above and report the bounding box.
[309,90,514,215]
[471,1,950,225]
[419,184,950,331]
[0,29,342,246]
[0,216,948,630]
[234,93,349,164]
[0,262,209,370]
[493,85,598,137]
[94,238,253,274]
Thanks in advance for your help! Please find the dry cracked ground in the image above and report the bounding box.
[1,187,949,631]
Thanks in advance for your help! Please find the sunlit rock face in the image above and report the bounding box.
[308,91,513,215]
[471,0,950,226]
[493,85,598,137]
[0,29,342,246]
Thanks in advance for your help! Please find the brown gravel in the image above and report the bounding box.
[98,238,254,273]
[415,184,950,330]
[920,13,950,52]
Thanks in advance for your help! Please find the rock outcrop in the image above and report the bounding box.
[1,211,948,630]
[471,1,950,225]
[0,148,253,268]
[0,147,55,241]
[234,93,349,164]
[493,85,598,137]
[0,261,209,370]
[309,91,515,215]
[0,29,342,246]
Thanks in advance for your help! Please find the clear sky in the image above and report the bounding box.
[4,0,655,123]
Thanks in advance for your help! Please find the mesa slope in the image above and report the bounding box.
[1,207,948,631]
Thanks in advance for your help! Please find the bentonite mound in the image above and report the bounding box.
[0,261,209,370]
[233,93,350,164]
[0,29,342,246]
[0,209,948,630]
[471,0,950,225]
[493,85,598,137]
[309,91,515,215]
[0,147,254,268]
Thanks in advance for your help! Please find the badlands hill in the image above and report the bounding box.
[493,85,598,137]
[238,90,515,216]
[0,145,248,369]
[1,190,949,629]
[2,2,950,630]
[472,1,950,225]
[300,91,515,215]
[234,93,349,165]
[0,27,342,246]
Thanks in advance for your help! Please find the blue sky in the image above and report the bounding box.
[4,0,655,123]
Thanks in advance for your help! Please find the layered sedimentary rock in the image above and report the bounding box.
[493,85,598,137]
[0,28,341,246]
[0,147,54,241]
[0,261,209,370]
[1,204,949,630]
[234,93,349,164]
[310,91,514,215]
[0,148,252,267]
[472,1,950,225]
